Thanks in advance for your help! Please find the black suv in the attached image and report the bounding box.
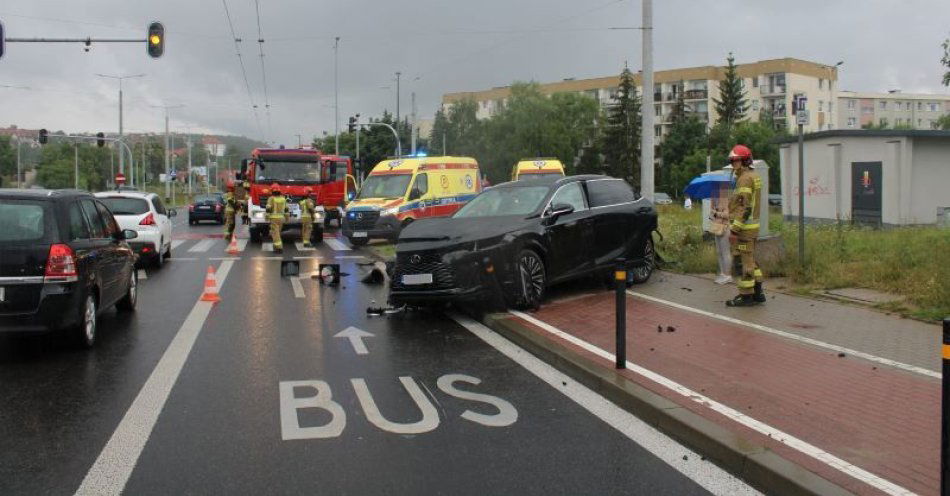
[0,189,139,347]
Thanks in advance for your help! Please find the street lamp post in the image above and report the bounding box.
[152,104,184,203]
[334,36,340,155]
[16,138,22,189]
[640,0,654,202]
[97,73,145,180]
[395,71,401,130]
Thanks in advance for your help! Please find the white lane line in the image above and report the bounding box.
[170,240,185,250]
[335,255,366,259]
[168,257,199,262]
[209,257,242,261]
[236,238,248,252]
[324,238,351,251]
[262,242,274,252]
[293,256,319,260]
[76,260,235,496]
[136,269,147,280]
[509,309,913,496]
[290,277,305,299]
[449,313,757,496]
[187,239,216,253]
[294,242,315,252]
[627,290,939,379]
[253,256,284,261]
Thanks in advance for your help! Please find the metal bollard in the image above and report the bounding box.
[615,258,627,369]
[943,317,950,496]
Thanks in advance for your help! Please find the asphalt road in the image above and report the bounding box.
[0,215,753,495]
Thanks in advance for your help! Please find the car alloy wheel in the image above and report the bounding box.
[117,271,137,311]
[80,295,97,347]
[629,237,655,284]
[517,250,545,309]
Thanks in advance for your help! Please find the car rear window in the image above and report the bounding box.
[586,179,636,207]
[195,195,219,203]
[0,199,53,243]
[98,197,150,215]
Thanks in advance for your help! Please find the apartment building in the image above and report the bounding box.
[837,91,950,130]
[441,58,840,139]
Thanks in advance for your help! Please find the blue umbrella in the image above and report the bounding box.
[683,174,734,200]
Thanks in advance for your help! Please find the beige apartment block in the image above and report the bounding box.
[442,57,840,139]
[837,91,950,130]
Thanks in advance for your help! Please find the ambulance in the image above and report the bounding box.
[511,158,566,181]
[342,156,482,246]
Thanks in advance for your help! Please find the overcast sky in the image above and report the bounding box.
[2,0,948,145]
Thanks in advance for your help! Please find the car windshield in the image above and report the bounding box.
[98,197,149,216]
[256,160,321,183]
[518,172,563,181]
[0,199,51,243]
[357,174,413,199]
[454,186,549,218]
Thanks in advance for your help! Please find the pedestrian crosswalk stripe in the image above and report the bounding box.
[324,238,351,251]
[290,277,305,298]
[294,242,315,252]
[188,239,216,252]
[236,238,248,252]
[170,240,185,250]
[262,242,274,252]
[137,269,147,280]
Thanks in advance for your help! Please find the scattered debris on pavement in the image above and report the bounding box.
[666,325,676,332]
[837,352,846,358]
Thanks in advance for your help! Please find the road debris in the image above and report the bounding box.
[666,325,676,332]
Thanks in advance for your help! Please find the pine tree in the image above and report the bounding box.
[713,52,749,126]
[600,66,641,187]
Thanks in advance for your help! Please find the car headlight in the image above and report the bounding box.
[381,206,399,216]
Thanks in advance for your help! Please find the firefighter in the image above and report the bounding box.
[235,177,250,225]
[299,187,318,247]
[265,183,288,253]
[725,144,765,307]
[223,181,240,240]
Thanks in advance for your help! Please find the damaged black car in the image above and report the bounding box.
[390,175,658,309]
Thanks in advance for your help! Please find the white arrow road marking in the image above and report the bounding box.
[333,326,375,355]
[75,260,235,496]
[262,242,274,252]
[290,277,305,298]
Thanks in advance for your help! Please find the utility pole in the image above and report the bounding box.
[797,105,807,268]
[411,91,417,155]
[74,142,79,189]
[187,137,193,196]
[16,138,22,189]
[640,0,655,202]
[334,36,341,155]
[153,104,184,202]
[354,113,361,177]
[141,141,147,187]
[97,73,144,180]
[395,71,401,135]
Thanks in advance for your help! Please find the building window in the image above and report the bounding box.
[752,76,758,88]
[819,78,824,89]
[655,105,662,116]
[918,102,923,111]
[879,101,887,110]
[847,99,856,110]
[829,102,834,113]
[847,117,857,128]
[929,103,939,111]
[654,126,661,137]
[818,100,823,111]
[752,99,759,111]
[879,118,888,126]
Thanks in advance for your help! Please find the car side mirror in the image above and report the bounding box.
[550,203,574,218]
[168,209,177,217]
[408,188,421,201]
[121,229,138,241]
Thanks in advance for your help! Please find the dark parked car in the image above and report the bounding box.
[188,194,225,225]
[0,189,139,347]
[768,194,782,206]
[390,175,658,309]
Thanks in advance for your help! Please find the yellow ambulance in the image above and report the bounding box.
[342,156,482,245]
[511,158,566,181]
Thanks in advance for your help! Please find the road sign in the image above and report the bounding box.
[115,173,126,185]
[797,110,809,126]
[170,170,177,179]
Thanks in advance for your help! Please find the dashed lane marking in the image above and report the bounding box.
[627,290,939,378]
[449,312,757,496]
[136,269,147,280]
[75,260,236,496]
[509,309,913,496]
[290,277,305,298]
[236,238,248,252]
[294,242,315,252]
[262,242,274,252]
[324,238,351,251]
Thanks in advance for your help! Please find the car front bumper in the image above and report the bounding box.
[341,214,400,240]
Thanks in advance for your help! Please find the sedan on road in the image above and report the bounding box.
[188,194,225,225]
[96,191,176,268]
[390,175,658,309]
[0,189,139,347]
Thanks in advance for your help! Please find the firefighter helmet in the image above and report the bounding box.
[728,144,753,166]
[226,181,235,191]
[270,183,281,194]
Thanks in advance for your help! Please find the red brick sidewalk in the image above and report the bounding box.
[504,292,938,495]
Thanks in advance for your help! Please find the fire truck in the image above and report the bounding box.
[238,147,353,244]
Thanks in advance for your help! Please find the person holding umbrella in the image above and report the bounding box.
[683,170,733,285]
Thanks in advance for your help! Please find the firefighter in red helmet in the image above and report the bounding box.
[265,183,288,253]
[725,144,765,307]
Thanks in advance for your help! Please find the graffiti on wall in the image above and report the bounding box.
[791,176,832,196]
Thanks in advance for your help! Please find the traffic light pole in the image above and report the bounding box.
[48,134,134,189]
[357,121,400,158]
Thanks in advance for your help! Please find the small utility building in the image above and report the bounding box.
[777,130,950,226]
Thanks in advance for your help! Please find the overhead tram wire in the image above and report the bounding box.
[253,0,273,144]
[220,0,265,139]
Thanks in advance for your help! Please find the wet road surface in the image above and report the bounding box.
[0,217,753,495]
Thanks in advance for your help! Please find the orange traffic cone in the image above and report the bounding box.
[200,265,221,303]
[227,234,239,255]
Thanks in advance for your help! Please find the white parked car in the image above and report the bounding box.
[95,191,176,267]
[654,192,673,205]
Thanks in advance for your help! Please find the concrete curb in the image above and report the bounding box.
[482,312,854,496]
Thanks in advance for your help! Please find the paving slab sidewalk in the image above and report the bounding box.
[486,272,941,495]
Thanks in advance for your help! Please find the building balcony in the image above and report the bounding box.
[683,89,708,100]
[760,86,786,96]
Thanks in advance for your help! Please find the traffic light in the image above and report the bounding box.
[147,22,164,58]
[96,132,105,148]
[38,129,48,145]
[348,116,357,133]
